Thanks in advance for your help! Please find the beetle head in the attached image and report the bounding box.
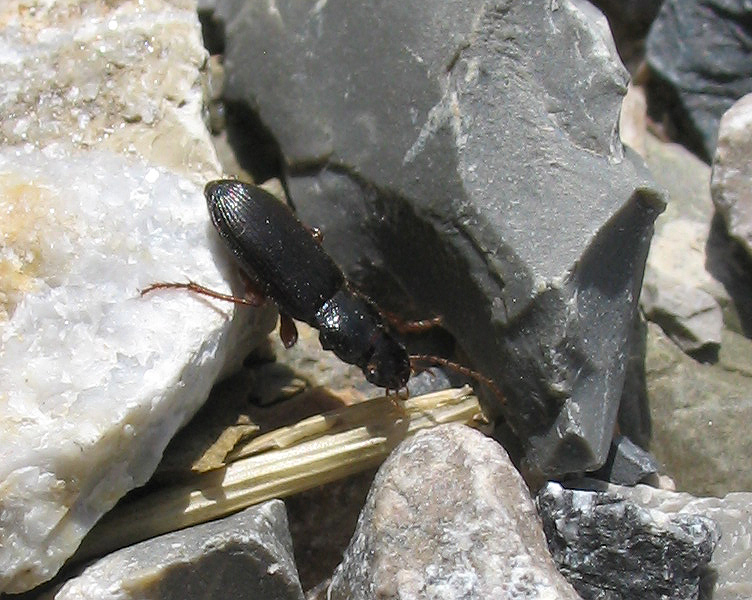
[364,334,411,390]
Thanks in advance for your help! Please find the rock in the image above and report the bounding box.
[591,434,661,486]
[328,424,581,600]
[644,322,752,496]
[605,483,752,600]
[639,132,747,342]
[213,0,664,477]
[646,0,752,161]
[0,148,274,594]
[286,469,378,593]
[640,278,723,353]
[0,1,276,593]
[711,93,752,261]
[536,481,719,600]
[0,0,219,183]
[588,0,663,71]
[49,501,304,600]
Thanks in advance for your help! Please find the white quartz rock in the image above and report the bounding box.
[0,147,273,593]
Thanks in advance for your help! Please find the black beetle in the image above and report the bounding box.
[143,180,504,401]
[145,180,411,390]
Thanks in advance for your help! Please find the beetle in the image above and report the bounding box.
[142,180,503,400]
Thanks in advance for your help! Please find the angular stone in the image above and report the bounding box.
[0,148,274,594]
[639,132,752,343]
[711,93,752,261]
[0,1,276,592]
[536,481,718,600]
[328,424,580,600]
[52,501,304,600]
[606,483,752,600]
[214,0,664,476]
[644,322,752,496]
[641,277,722,353]
[646,0,752,160]
[591,434,660,486]
[0,0,219,182]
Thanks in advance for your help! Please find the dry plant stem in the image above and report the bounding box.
[74,387,484,564]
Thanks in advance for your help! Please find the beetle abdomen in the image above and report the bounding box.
[205,180,344,323]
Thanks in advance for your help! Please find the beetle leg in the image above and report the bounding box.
[279,312,299,348]
[305,225,323,244]
[237,271,267,306]
[381,310,443,334]
[410,354,506,407]
[140,280,262,307]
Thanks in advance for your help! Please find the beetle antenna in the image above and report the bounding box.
[409,354,506,407]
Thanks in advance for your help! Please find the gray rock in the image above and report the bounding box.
[646,0,752,161]
[639,132,752,341]
[617,312,652,449]
[592,434,661,486]
[51,501,304,600]
[644,321,752,496]
[711,93,752,261]
[328,424,581,600]
[588,0,663,71]
[640,278,723,353]
[215,0,664,477]
[536,481,719,600]
[604,483,752,600]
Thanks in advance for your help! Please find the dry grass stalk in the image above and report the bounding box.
[74,386,485,562]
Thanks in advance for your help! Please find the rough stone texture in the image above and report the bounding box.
[0,0,219,183]
[645,322,752,496]
[588,0,663,71]
[711,93,752,261]
[536,481,719,600]
[0,1,276,593]
[328,424,581,600]
[646,0,752,161]
[606,483,752,600]
[214,0,664,477]
[640,280,723,353]
[639,132,752,342]
[625,130,752,496]
[591,434,660,486]
[0,148,274,595]
[49,501,304,600]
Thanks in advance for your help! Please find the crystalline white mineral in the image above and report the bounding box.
[0,147,272,593]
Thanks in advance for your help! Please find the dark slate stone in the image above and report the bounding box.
[215,0,664,476]
[51,501,304,600]
[646,0,752,161]
[591,434,661,485]
[536,482,719,600]
[588,0,664,70]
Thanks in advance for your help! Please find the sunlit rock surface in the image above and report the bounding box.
[329,425,581,600]
[0,0,277,593]
[0,0,219,182]
[51,501,304,600]
[212,0,664,476]
[0,150,273,593]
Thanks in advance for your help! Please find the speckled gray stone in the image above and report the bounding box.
[52,501,304,600]
[328,424,580,600]
[602,483,752,600]
[536,481,718,600]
